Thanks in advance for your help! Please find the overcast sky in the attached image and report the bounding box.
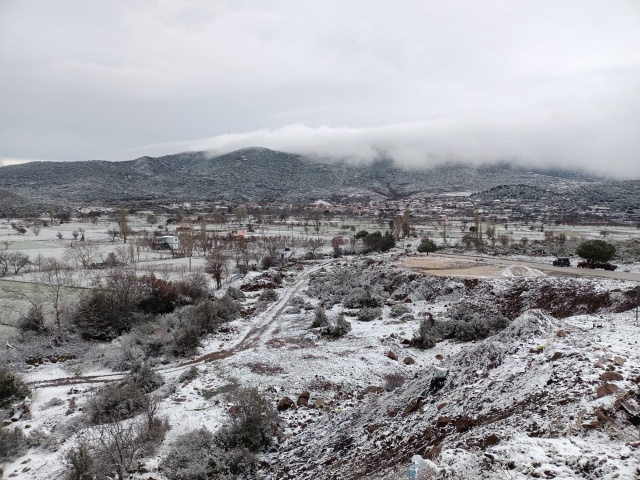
[1,1,639,176]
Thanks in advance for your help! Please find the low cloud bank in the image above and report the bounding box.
[99,96,640,179]
[188,109,639,178]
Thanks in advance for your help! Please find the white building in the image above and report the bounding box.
[154,235,179,250]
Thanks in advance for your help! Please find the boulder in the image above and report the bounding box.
[549,352,563,362]
[277,397,295,411]
[367,423,383,434]
[596,383,620,398]
[436,416,451,428]
[297,391,310,407]
[599,371,623,382]
[403,356,416,365]
[387,351,398,361]
[402,397,424,416]
[455,416,473,433]
[482,434,501,449]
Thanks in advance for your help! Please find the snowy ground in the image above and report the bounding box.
[1,216,640,479]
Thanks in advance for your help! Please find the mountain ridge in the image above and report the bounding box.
[0,147,613,207]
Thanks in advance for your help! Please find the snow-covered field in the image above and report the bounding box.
[1,217,640,479]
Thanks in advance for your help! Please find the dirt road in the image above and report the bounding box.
[27,261,329,389]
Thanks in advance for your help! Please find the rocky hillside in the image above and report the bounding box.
[0,147,602,206]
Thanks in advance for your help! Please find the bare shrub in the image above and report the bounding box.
[128,361,164,393]
[173,323,201,357]
[178,366,198,383]
[311,306,328,328]
[227,286,245,300]
[175,272,209,302]
[325,312,352,337]
[218,387,278,452]
[0,426,27,462]
[16,304,48,333]
[26,427,58,450]
[87,419,159,480]
[413,318,436,349]
[390,303,411,318]
[0,365,30,407]
[162,388,276,479]
[44,397,65,408]
[161,428,220,480]
[259,288,278,302]
[86,382,148,424]
[357,306,382,322]
[63,441,94,480]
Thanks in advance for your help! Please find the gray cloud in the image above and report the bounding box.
[1,0,639,176]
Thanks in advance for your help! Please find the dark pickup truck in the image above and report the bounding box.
[552,258,570,267]
[577,260,617,271]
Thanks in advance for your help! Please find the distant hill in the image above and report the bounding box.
[0,147,618,207]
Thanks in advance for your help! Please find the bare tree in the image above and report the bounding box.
[84,420,148,480]
[199,216,208,255]
[0,253,8,276]
[117,204,129,243]
[31,223,41,236]
[40,259,74,332]
[310,212,322,234]
[107,228,120,242]
[235,206,248,223]
[8,252,30,274]
[305,238,325,257]
[263,235,286,259]
[2,240,11,250]
[179,228,195,272]
[402,209,411,238]
[205,247,227,289]
[65,242,99,269]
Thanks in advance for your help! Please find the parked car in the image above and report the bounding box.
[552,258,570,267]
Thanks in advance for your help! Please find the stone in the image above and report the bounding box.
[297,391,310,407]
[549,352,563,362]
[482,434,501,449]
[425,444,442,459]
[556,330,567,338]
[596,383,620,398]
[387,351,398,361]
[455,416,473,433]
[313,397,325,407]
[614,356,626,366]
[277,397,295,411]
[599,371,623,382]
[437,403,447,411]
[362,386,384,395]
[423,427,436,439]
[582,421,604,429]
[367,423,383,434]
[402,397,424,416]
[436,416,452,428]
[403,356,416,365]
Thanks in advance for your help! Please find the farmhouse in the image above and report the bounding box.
[154,235,179,250]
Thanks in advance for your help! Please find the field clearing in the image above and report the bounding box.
[404,255,506,278]
[0,279,82,327]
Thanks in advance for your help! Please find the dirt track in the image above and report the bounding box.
[27,261,329,389]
